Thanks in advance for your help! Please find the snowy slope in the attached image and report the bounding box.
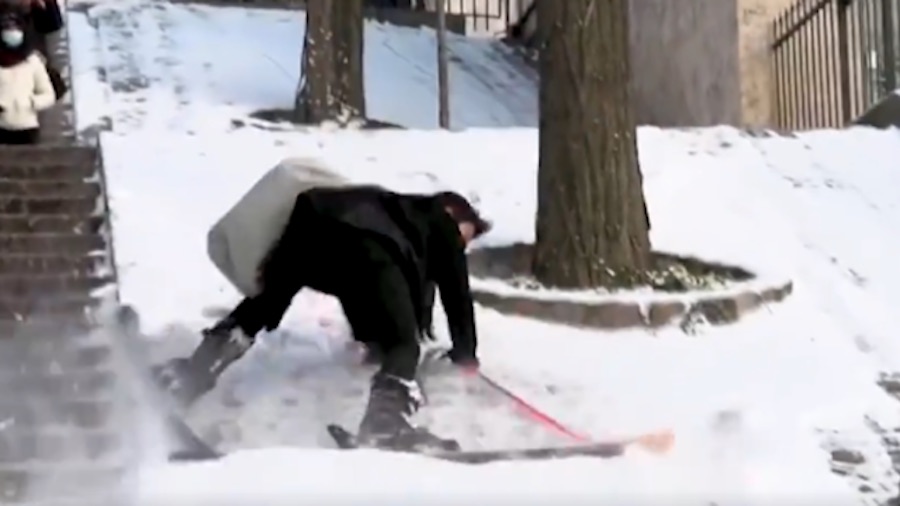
[101,128,900,505]
[105,121,900,506]
[66,2,900,505]
[71,0,537,133]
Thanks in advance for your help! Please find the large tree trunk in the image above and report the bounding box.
[295,0,336,123]
[331,0,366,120]
[295,1,366,124]
[532,0,652,289]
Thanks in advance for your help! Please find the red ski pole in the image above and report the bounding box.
[469,369,591,443]
[417,348,670,451]
[471,369,675,455]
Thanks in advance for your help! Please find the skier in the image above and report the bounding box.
[154,186,491,451]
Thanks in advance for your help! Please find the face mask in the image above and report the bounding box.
[1,29,23,48]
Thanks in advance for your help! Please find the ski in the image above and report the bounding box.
[110,305,222,463]
[164,413,222,462]
[326,424,630,464]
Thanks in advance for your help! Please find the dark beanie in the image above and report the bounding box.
[435,191,491,237]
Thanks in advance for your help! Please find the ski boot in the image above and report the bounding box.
[152,316,255,408]
[357,372,460,453]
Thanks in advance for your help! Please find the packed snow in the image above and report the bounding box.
[65,1,900,505]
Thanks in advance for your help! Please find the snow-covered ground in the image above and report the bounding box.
[70,0,536,132]
[68,1,900,505]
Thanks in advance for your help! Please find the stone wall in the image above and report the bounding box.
[629,0,743,127]
[737,0,796,127]
[508,0,745,127]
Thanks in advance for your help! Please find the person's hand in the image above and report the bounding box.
[447,350,479,373]
[420,347,479,374]
[420,324,437,342]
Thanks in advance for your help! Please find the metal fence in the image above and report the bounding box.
[447,0,502,33]
[406,0,529,34]
[771,0,899,130]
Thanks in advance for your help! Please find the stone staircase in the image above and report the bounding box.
[0,147,125,505]
[0,11,127,506]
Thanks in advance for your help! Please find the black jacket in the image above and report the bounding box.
[299,186,478,360]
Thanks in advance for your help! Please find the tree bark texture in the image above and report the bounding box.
[532,0,652,289]
[331,0,366,120]
[295,0,366,124]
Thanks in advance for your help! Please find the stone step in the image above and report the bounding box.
[0,399,117,430]
[0,369,116,399]
[0,429,122,464]
[0,187,101,217]
[0,294,108,321]
[0,233,106,256]
[0,148,97,181]
[0,253,106,276]
[0,316,107,339]
[0,341,113,371]
[0,273,111,296]
[0,464,125,503]
[0,179,101,198]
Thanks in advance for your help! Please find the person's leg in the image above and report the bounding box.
[359,278,435,366]
[156,197,322,406]
[341,260,458,451]
[157,293,303,407]
[0,128,39,145]
[21,128,40,144]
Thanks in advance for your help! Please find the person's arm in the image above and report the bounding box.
[429,211,478,364]
[29,55,56,110]
[420,280,437,341]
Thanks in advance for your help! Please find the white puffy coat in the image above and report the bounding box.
[0,52,56,131]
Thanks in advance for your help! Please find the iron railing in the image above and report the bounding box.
[447,0,503,33]
[404,0,529,34]
[771,0,899,130]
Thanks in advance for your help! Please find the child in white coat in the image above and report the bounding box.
[0,9,55,144]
